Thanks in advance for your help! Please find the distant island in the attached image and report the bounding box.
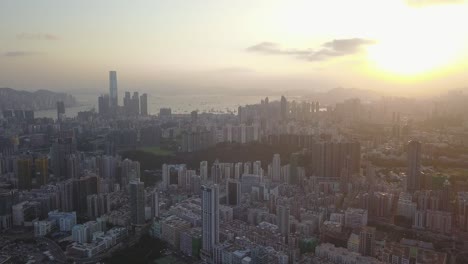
[0,87,78,110]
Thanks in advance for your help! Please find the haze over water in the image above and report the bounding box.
[35,94,274,119]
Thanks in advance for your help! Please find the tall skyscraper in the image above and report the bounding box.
[109,71,118,109]
[407,140,422,192]
[277,205,290,237]
[130,179,145,225]
[201,184,219,260]
[272,154,281,182]
[122,91,141,115]
[140,93,148,116]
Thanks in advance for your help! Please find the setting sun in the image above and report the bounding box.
[1,0,468,94]
[366,3,467,77]
[3,1,468,263]
[367,35,460,77]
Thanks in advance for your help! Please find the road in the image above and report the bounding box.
[37,237,67,263]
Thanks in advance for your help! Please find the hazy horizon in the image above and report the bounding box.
[3,2,468,262]
[1,0,468,96]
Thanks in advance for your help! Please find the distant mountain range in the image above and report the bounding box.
[299,87,381,104]
[0,88,78,111]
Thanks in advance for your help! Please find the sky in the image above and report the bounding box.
[1,0,468,97]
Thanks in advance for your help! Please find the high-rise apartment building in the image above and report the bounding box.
[132,92,140,115]
[310,141,361,178]
[56,101,65,121]
[289,153,300,185]
[51,136,77,178]
[0,189,16,231]
[150,190,159,218]
[253,161,262,176]
[227,179,241,206]
[130,180,145,225]
[162,164,169,190]
[98,94,110,116]
[272,154,281,182]
[277,205,290,237]
[17,157,32,190]
[407,140,422,192]
[280,95,288,121]
[201,184,219,260]
[34,157,49,186]
[359,226,376,257]
[200,161,208,182]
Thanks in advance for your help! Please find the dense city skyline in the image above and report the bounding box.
[2,1,468,264]
[1,0,468,96]
[2,72,468,263]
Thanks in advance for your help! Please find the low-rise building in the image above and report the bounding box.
[34,220,54,237]
[48,210,77,232]
[345,208,368,229]
[314,243,382,264]
[161,215,191,249]
[180,227,202,258]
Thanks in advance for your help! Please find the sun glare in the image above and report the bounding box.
[367,35,459,77]
[366,4,466,77]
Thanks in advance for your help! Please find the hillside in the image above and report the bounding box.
[0,87,78,110]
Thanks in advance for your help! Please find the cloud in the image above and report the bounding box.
[406,0,465,7]
[3,51,43,57]
[247,38,375,62]
[246,42,312,55]
[323,38,376,53]
[17,33,59,40]
[215,67,256,74]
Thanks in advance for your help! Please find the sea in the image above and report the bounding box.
[34,94,277,119]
